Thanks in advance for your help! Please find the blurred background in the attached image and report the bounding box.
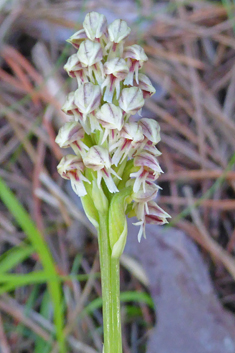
[0,0,235,352]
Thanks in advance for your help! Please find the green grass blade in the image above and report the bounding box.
[0,245,34,274]
[0,177,65,353]
[80,290,154,319]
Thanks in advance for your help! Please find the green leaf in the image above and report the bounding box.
[0,245,34,274]
[109,187,132,258]
[81,193,99,228]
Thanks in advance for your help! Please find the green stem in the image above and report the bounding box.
[98,211,122,353]
[98,211,113,353]
[111,258,122,353]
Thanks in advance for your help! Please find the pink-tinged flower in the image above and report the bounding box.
[61,92,84,123]
[132,182,160,203]
[77,40,104,84]
[119,87,145,116]
[96,103,123,144]
[67,29,88,49]
[83,12,108,41]
[62,92,76,116]
[133,200,170,242]
[55,121,89,157]
[74,82,101,119]
[101,58,129,103]
[57,155,90,197]
[111,122,144,166]
[123,45,148,86]
[141,143,162,157]
[130,151,163,193]
[108,19,131,44]
[134,73,156,98]
[83,146,121,193]
[78,40,103,66]
[139,118,161,145]
[64,54,88,87]
[107,19,131,59]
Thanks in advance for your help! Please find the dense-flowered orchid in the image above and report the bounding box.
[56,12,170,353]
[56,11,170,246]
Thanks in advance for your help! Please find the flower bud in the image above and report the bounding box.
[119,87,145,115]
[74,82,101,118]
[83,12,107,41]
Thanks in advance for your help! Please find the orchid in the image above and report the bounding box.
[55,11,170,353]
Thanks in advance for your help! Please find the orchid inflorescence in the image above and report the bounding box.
[56,11,170,253]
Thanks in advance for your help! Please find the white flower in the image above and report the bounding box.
[119,87,145,116]
[67,29,87,49]
[102,58,129,102]
[96,103,123,144]
[74,82,101,119]
[134,73,156,98]
[57,155,90,197]
[83,146,121,193]
[55,121,89,157]
[83,12,107,41]
[124,45,148,85]
[133,201,170,242]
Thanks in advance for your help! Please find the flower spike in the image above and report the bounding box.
[56,11,170,245]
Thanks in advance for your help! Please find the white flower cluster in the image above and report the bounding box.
[56,12,170,241]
